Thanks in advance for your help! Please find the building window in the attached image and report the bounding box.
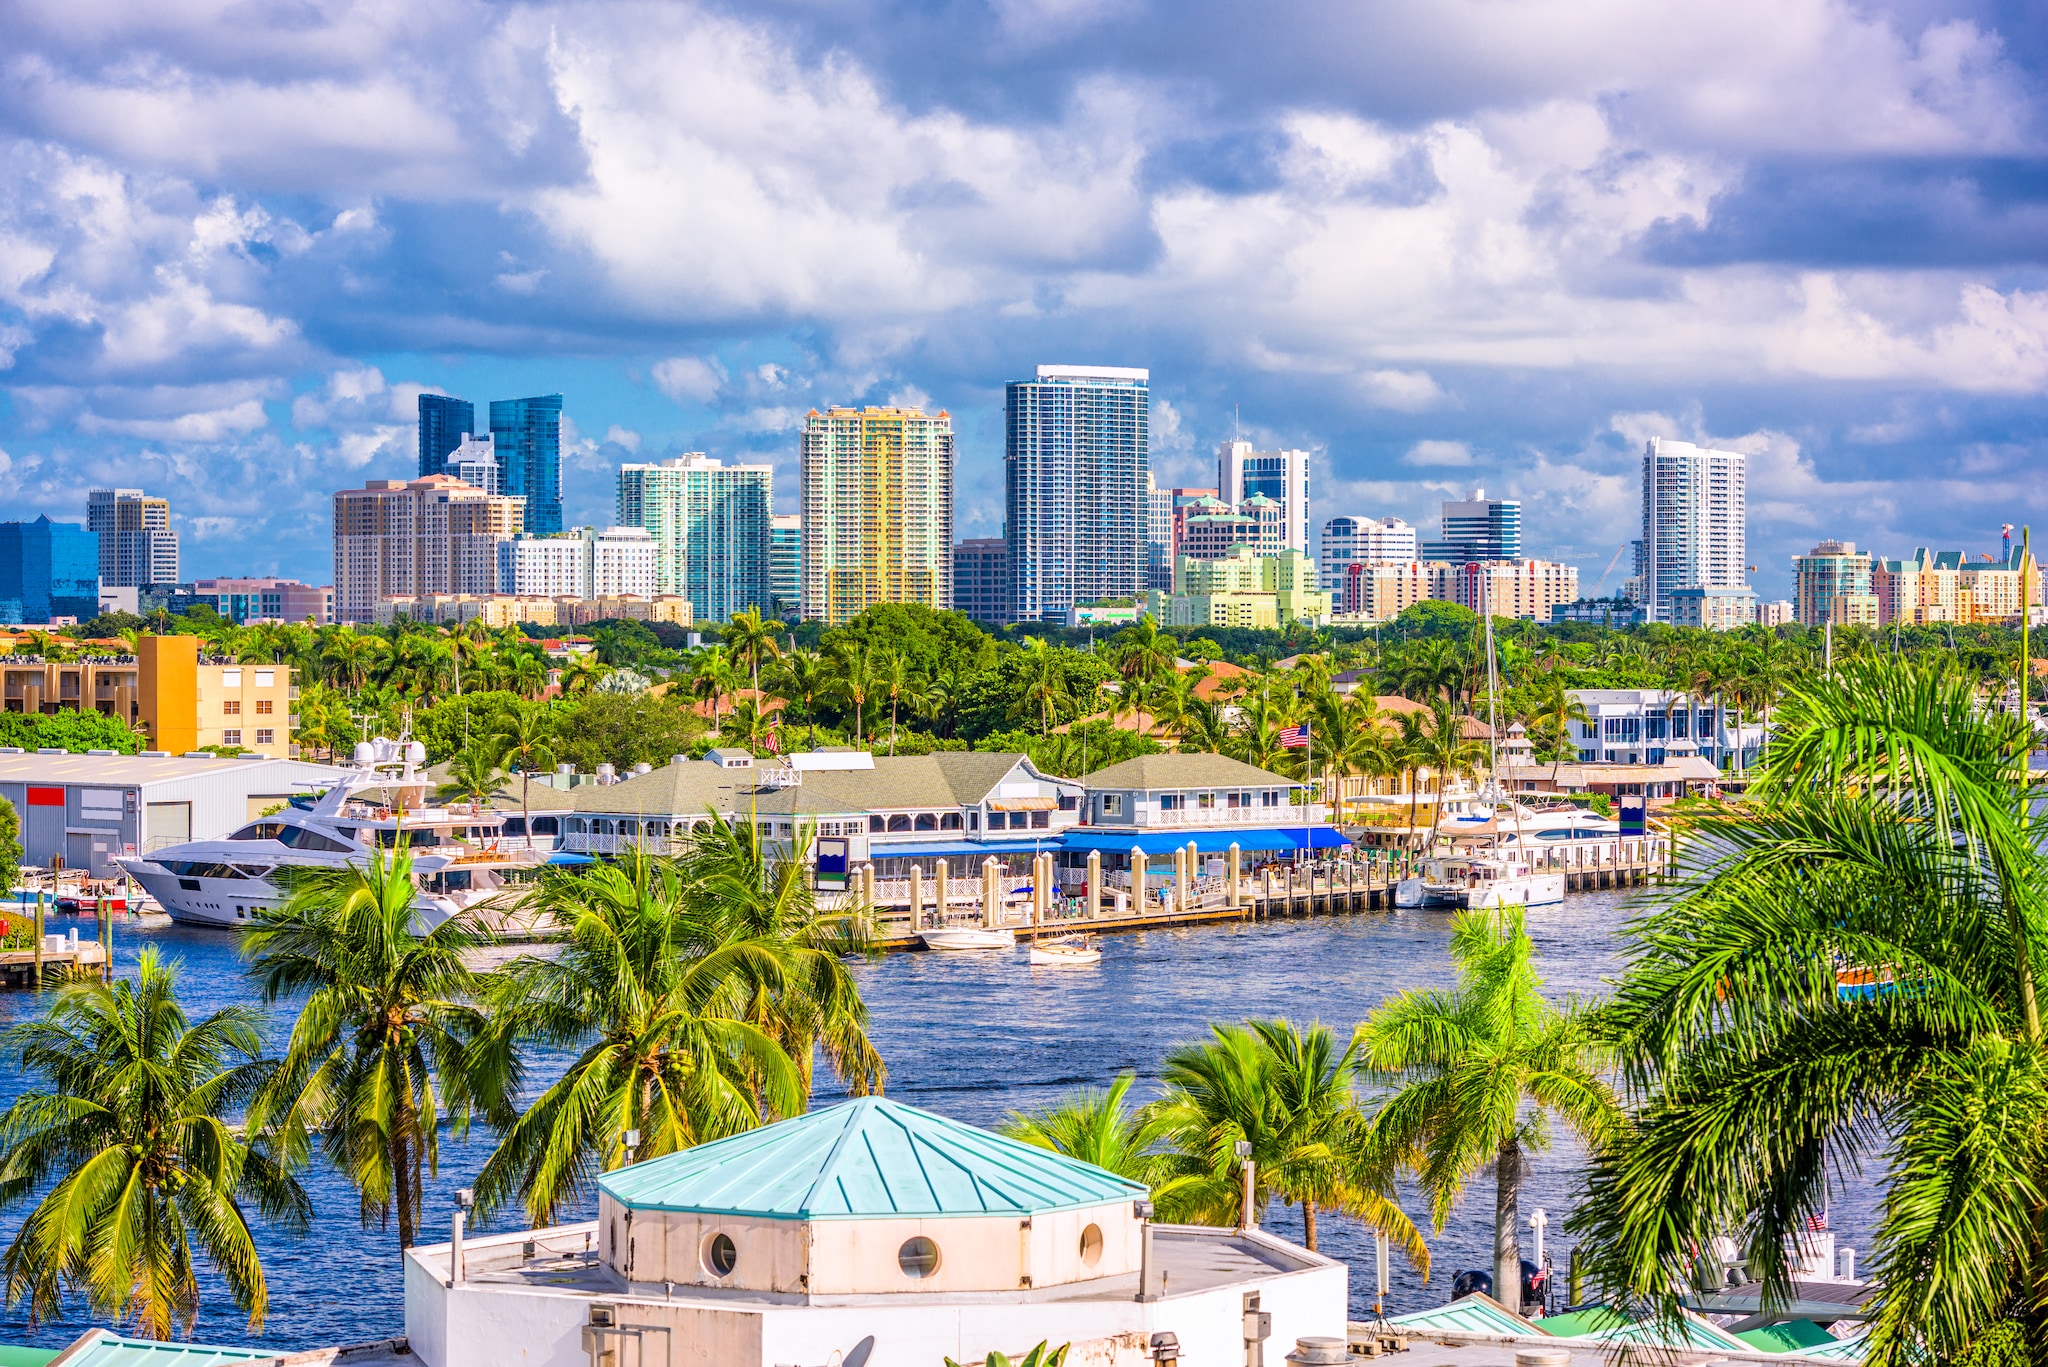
[255,670,274,686]
[223,730,242,746]
[222,670,241,687]
[255,700,274,715]
[1031,810,1049,828]
[1159,794,1180,810]
[255,730,275,745]
[1196,792,1215,809]
[1262,790,1280,807]
[940,813,962,830]
[222,700,242,716]
[1101,793,1122,815]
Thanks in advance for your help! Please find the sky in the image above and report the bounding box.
[5,0,2048,599]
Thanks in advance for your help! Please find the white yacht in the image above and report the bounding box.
[1403,849,1566,910]
[119,738,550,933]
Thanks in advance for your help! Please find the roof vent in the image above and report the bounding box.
[36,748,64,756]
[705,749,754,769]
[670,753,689,767]
[631,763,651,776]
[183,751,212,758]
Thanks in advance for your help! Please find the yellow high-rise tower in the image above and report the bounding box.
[798,406,954,624]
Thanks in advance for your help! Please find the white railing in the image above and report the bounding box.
[561,833,686,856]
[869,876,1016,905]
[1141,804,1330,828]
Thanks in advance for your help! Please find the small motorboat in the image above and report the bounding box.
[1029,934,1102,966]
[920,926,1017,952]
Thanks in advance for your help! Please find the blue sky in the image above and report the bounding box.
[4,0,2048,598]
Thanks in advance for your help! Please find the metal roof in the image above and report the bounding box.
[597,1095,1147,1220]
[0,753,341,789]
[44,1329,273,1366]
[1802,1327,1869,1360]
[1386,1293,1538,1337]
[1082,753,1302,792]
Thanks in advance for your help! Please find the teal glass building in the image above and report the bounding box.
[489,394,564,534]
[0,516,99,623]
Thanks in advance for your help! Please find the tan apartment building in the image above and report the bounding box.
[372,593,695,629]
[2,636,295,759]
[1444,558,1580,621]
[799,406,953,623]
[333,475,524,624]
[1872,547,2043,626]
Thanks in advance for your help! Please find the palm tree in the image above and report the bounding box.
[1524,670,1590,782]
[470,849,812,1227]
[723,607,783,703]
[491,707,558,847]
[876,649,917,756]
[1014,636,1070,736]
[559,651,611,696]
[436,741,502,808]
[1001,1073,1163,1184]
[1113,614,1177,687]
[1574,659,2048,1363]
[771,647,829,749]
[830,638,879,741]
[244,847,492,1250]
[0,950,310,1337]
[1357,906,1617,1306]
[1149,1020,1429,1264]
[1414,696,1489,839]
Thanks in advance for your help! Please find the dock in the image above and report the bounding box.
[865,838,1671,949]
[0,939,110,988]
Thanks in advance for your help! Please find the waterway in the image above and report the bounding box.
[0,890,1881,1353]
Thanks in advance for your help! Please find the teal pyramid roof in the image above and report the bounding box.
[597,1096,1148,1220]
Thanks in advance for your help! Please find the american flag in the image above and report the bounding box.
[763,721,781,755]
[1806,1209,1829,1233]
[1279,724,1311,749]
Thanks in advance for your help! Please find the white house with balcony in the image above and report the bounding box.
[1568,688,1764,769]
[1061,753,1347,886]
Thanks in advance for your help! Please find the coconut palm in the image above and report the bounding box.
[829,638,880,741]
[722,607,783,702]
[772,647,830,749]
[435,741,503,808]
[1113,614,1178,687]
[469,849,809,1227]
[1574,659,2048,1363]
[491,706,558,849]
[876,648,916,756]
[243,847,493,1250]
[559,651,612,696]
[0,951,310,1338]
[1001,1073,1163,1184]
[1523,670,1590,781]
[1014,636,1070,737]
[1149,1020,1428,1265]
[1357,906,1618,1306]
[1414,695,1490,838]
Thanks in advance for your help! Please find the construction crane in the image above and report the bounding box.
[1590,542,1632,598]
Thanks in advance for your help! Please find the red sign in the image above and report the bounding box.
[25,787,63,808]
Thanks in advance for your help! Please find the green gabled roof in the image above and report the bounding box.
[1738,1320,1839,1353]
[597,1096,1148,1220]
[1386,1293,1538,1337]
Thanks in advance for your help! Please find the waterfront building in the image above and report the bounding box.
[1005,365,1147,622]
[488,393,564,534]
[1871,546,2043,625]
[1420,488,1521,562]
[1169,486,1222,558]
[1792,540,1873,626]
[1150,547,1330,628]
[1218,440,1310,553]
[444,435,501,496]
[1567,687,1759,769]
[332,475,524,624]
[86,488,178,588]
[1633,438,1748,624]
[417,393,475,478]
[191,577,334,625]
[1319,515,1416,591]
[1179,494,1288,560]
[1669,585,1758,630]
[0,743,339,877]
[1445,559,1580,621]
[497,533,587,599]
[616,452,774,624]
[951,537,1008,625]
[405,1091,1344,1367]
[802,406,954,624]
[1550,596,1647,628]
[769,513,801,618]
[0,516,99,624]
[1062,751,1341,879]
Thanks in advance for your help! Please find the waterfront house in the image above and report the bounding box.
[1060,752,1347,886]
[405,1095,1348,1367]
[1567,688,1762,769]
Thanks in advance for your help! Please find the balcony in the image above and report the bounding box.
[1119,803,1331,829]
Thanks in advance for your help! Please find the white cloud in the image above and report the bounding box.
[1404,440,1473,467]
[651,355,726,404]
[605,424,641,453]
[1358,371,1450,411]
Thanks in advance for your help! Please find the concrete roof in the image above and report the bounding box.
[1083,752,1299,791]
[570,752,1064,818]
[597,1096,1146,1220]
[0,752,340,788]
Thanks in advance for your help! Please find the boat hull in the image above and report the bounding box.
[920,928,1017,951]
[1393,877,1425,908]
[1459,872,1567,909]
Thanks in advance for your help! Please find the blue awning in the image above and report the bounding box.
[1057,827,1347,856]
[867,838,1055,858]
[546,852,596,865]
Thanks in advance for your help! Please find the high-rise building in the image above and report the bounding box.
[1420,489,1522,563]
[86,488,179,587]
[332,475,524,623]
[497,534,588,599]
[1318,515,1417,591]
[446,435,501,496]
[418,394,475,478]
[586,526,659,599]
[1218,441,1309,553]
[1792,540,1874,627]
[1446,559,1581,622]
[489,394,564,535]
[770,514,802,619]
[0,517,99,624]
[952,538,1008,625]
[616,453,774,626]
[1179,496,1288,560]
[1634,439,1747,624]
[801,406,955,624]
[1005,365,1148,622]
[1144,473,1174,591]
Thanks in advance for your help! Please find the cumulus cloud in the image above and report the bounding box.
[651,355,726,404]
[1403,439,1472,467]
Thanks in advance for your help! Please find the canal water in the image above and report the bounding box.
[0,891,1882,1353]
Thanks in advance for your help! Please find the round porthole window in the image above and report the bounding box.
[702,1231,738,1278]
[1079,1223,1103,1268]
[897,1235,940,1279]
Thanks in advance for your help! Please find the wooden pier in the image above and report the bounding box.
[866,838,1671,950]
[0,940,109,989]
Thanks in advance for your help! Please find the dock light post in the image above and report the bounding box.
[1236,1139,1256,1232]
[1529,1208,1548,1313]
[449,1187,474,1286]
[1134,1200,1157,1302]
[1374,1231,1390,1317]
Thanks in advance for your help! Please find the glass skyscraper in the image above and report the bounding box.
[489,394,564,534]
[0,516,100,623]
[616,453,774,624]
[417,394,475,478]
[769,514,802,619]
[1004,365,1149,622]
[1420,489,1523,563]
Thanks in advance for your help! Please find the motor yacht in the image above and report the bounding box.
[119,737,551,933]
[919,925,1017,951]
[1407,850,1566,910]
